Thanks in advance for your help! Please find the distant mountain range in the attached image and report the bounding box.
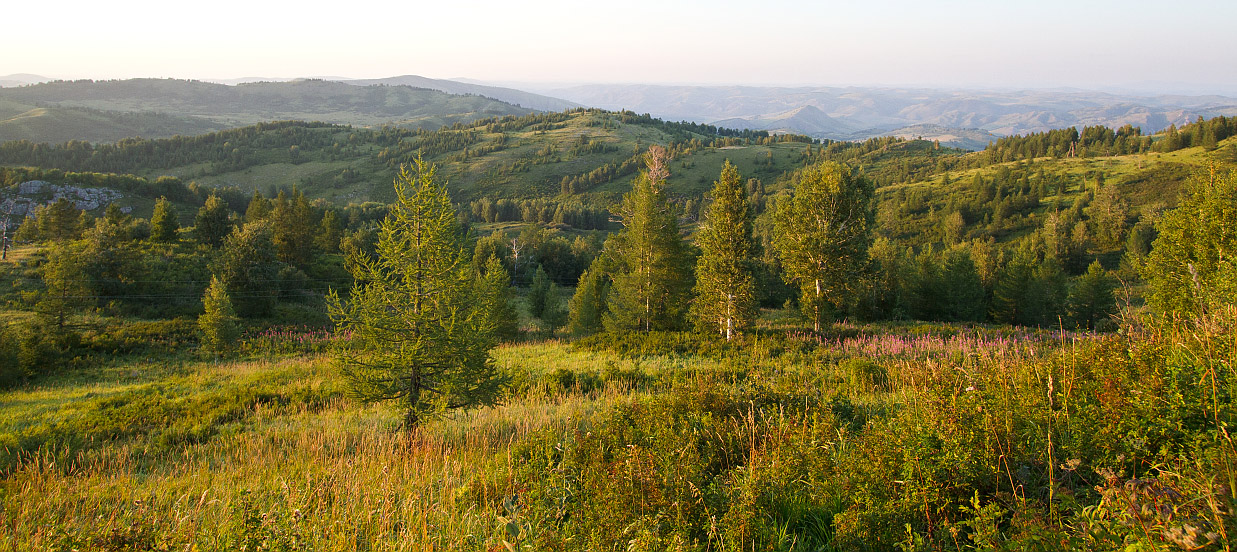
[5,74,1237,151]
[338,75,579,113]
[544,84,1237,149]
[0,78,533,143]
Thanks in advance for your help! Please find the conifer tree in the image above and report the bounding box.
[199,275,240,353]
[245,191,272,223]
[604,146,693,332]
[327,160,501,428]
[567,263,610,336]
[691,161,757,340]
[271,188,314,266]
[316,209,343,253]
[527,265,552,319]
[1068,260,1116,330]
[478,256,521,342]
[194,194,232,247]
[150,197,179,242]
[773,161,874,332]
[38,243,88,329]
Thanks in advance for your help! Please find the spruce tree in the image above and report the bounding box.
[773,161,874,332]
[1068,260,1116,330]
[604,146,693,332]
[149,197,179,242]
[691,161,757,340]
[567,263,610,336]
[199,276,240,353]
[195,194,232,247]
[478,256,521,342]
[527,265,552,319]
[327,160,502,428]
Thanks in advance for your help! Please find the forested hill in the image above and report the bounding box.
[0,109,800,204]
[0,78,536,144]
[3,109,1235,261]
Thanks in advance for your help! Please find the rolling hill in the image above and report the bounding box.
[340,75,580,112]
[0,78,537,143]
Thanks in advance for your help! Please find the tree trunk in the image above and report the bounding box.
[814,278,822,333]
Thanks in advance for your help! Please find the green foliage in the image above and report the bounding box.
[194,194,232,247]
[478,256,521,342]
[692,161,758,340]
[198,276,240,353]
[527,265,552,319]
[22,198,84,243]
[36,242,89,328]
[991,242,1067,326]
[567,263,609,336]
[214,221,282,318]
[773,161,875,331]
[270,188,315,266]
[1143,167,1237,317]
[327,160,502,428]
[604,147,694,332]
[149,197,179,242]
[315,209,342,253]
[1068,261,1117,330]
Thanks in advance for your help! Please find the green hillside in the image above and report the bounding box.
[0,79,536,144]
[0,110,800,206]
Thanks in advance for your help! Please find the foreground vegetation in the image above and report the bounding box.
[1,309,1232,550]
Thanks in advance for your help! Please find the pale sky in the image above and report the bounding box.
[7,0,1237,92]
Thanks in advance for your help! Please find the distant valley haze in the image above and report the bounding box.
[3,0,1235,147]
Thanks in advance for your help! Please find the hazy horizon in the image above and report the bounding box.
[7,0,1237,96]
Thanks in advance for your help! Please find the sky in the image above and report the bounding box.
[7,0,1237,93]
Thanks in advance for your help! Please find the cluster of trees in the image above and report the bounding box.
[467,197,610,230]
[982,124,1149,162]
[558,148,1169,340]
[562,149,874,338]
[1153,115,1237,153]
[0,121,347,175]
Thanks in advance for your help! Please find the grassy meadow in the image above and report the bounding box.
[2,303,1233,550]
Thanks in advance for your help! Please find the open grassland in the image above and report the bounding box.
[3,307,1233,550]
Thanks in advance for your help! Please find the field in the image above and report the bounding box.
[1,303,1233,550]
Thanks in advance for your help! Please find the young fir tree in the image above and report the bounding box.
[603,146,693,332]
[245,191,272,223]
[327,160,502,429]
[773,161,874,332]
[198,275,240,354]
[195,194,232,247]
[149,197,179,242]
[316,209,343,253]
[567,263,610,336]
[478,256,521,342]
[1068,260,1117,330]
[38,243,89,330]
[527,265,552,319]
[691,161,757,340]
[271,188,315,266]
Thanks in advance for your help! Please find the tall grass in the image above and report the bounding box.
[1,314,1233,550]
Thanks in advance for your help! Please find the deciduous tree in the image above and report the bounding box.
[773,161,874,331]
